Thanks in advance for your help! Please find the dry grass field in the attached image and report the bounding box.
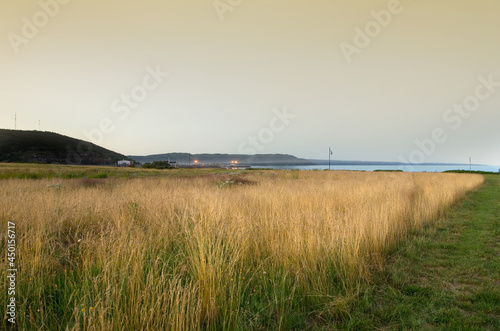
[0,167,484,330]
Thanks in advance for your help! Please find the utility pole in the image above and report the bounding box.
[39,120,41,131]
[470,157,472,172]
[15,114,17,129]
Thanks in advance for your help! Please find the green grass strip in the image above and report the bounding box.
[336,174,500,330]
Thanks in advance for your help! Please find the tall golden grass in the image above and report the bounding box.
[0,170,484,329]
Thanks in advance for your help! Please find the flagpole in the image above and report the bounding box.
[329,147,331,170]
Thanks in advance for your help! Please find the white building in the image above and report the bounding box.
[117,160,132,166]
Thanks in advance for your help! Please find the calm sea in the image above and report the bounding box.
[256,164,500,173]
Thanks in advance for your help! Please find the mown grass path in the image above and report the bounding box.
[338,175,500,330]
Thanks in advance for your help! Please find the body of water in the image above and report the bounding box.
[256,164,500,173]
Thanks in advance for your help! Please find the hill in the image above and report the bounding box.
[0,129,129,165]
[128,152,314,166]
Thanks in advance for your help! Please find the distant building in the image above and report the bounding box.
[117,160,132,167]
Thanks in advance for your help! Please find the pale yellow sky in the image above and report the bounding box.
[1,0,499,164]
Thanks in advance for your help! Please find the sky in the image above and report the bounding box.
[1,0,499,165]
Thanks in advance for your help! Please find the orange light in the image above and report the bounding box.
[194,160,198,164]
[234,160,238,164]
